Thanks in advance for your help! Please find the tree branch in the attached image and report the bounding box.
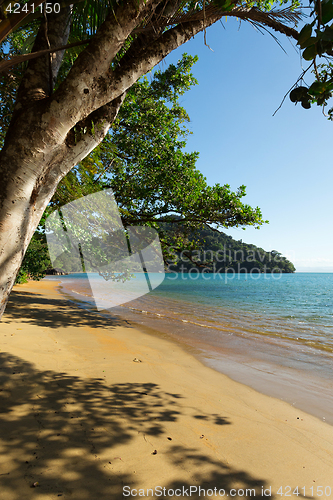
[34,93,127,214]
[0,39,91,74]
[50,0,161,124]
[61,4,298,119]
[13,3,72,114]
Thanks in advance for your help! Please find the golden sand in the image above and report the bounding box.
[0,280,332,500]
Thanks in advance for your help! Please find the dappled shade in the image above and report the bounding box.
[0,350,279,500]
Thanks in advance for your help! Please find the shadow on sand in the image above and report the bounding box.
[3,289,127,330]
[0,349,307,500]
[1,291,314,500]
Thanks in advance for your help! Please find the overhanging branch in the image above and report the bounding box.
[0,39,90,74]
[81,4,300,114]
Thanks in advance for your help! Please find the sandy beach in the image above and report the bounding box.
[0,280,333,500]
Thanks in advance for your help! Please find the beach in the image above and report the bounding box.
[0,280,333,500]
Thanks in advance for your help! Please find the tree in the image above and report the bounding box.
[0,0,301,317]
[162,224,296,273]
[43,54,266,269]
[15,233,51,283]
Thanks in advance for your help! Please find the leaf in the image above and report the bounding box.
[299,36,317,49]
[308,81,329,96]
[289,86,308,102]
[290,90,299,102]
[321,1,333,24]
[303,44,318,60]
[298,24,313,46]
[319,25,333,41]
[301,99,311,109]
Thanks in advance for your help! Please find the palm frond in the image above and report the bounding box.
[0,0,302,75]
[134,2,302,38]
[71,0,115,39]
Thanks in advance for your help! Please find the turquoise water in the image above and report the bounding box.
[147,272,333,351]
[53,272,333,352]
[48,272,333,423]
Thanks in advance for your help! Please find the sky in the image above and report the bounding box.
[156,16,333,272]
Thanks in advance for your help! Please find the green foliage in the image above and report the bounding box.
[0,28,31,146]
[15,234,51,284]
[44,54,267,271]
[0,1,300,284]
[290,0,333,117]
[164,222,296,273]
[213,0,299,11]
[15,269,29,284]
[0,0,304,142]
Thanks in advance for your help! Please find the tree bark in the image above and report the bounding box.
[0,0,298,318]
[0,94,125,317]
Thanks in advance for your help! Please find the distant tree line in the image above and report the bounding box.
[162,224,295,274]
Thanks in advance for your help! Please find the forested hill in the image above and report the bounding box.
[164,226,296,274]
[16,222,295,284]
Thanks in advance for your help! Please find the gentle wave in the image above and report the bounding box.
[45,272,333,424]
[50,272,333,354]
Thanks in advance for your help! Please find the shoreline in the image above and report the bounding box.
[52,276,333,426]
[1,280,333,499]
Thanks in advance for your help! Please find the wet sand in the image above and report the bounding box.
[90,298,333,426]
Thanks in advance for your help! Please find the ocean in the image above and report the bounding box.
[46,272,333,424]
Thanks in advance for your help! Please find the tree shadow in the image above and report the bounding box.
[2,289,126,330]
[0,351,292,500]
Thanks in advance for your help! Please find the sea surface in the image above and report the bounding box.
[46,272,333,424]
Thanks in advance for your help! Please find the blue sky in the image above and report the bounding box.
[158,17,333,271]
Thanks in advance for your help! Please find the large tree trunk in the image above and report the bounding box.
[0,0,298,318]
[0,95,125,317]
